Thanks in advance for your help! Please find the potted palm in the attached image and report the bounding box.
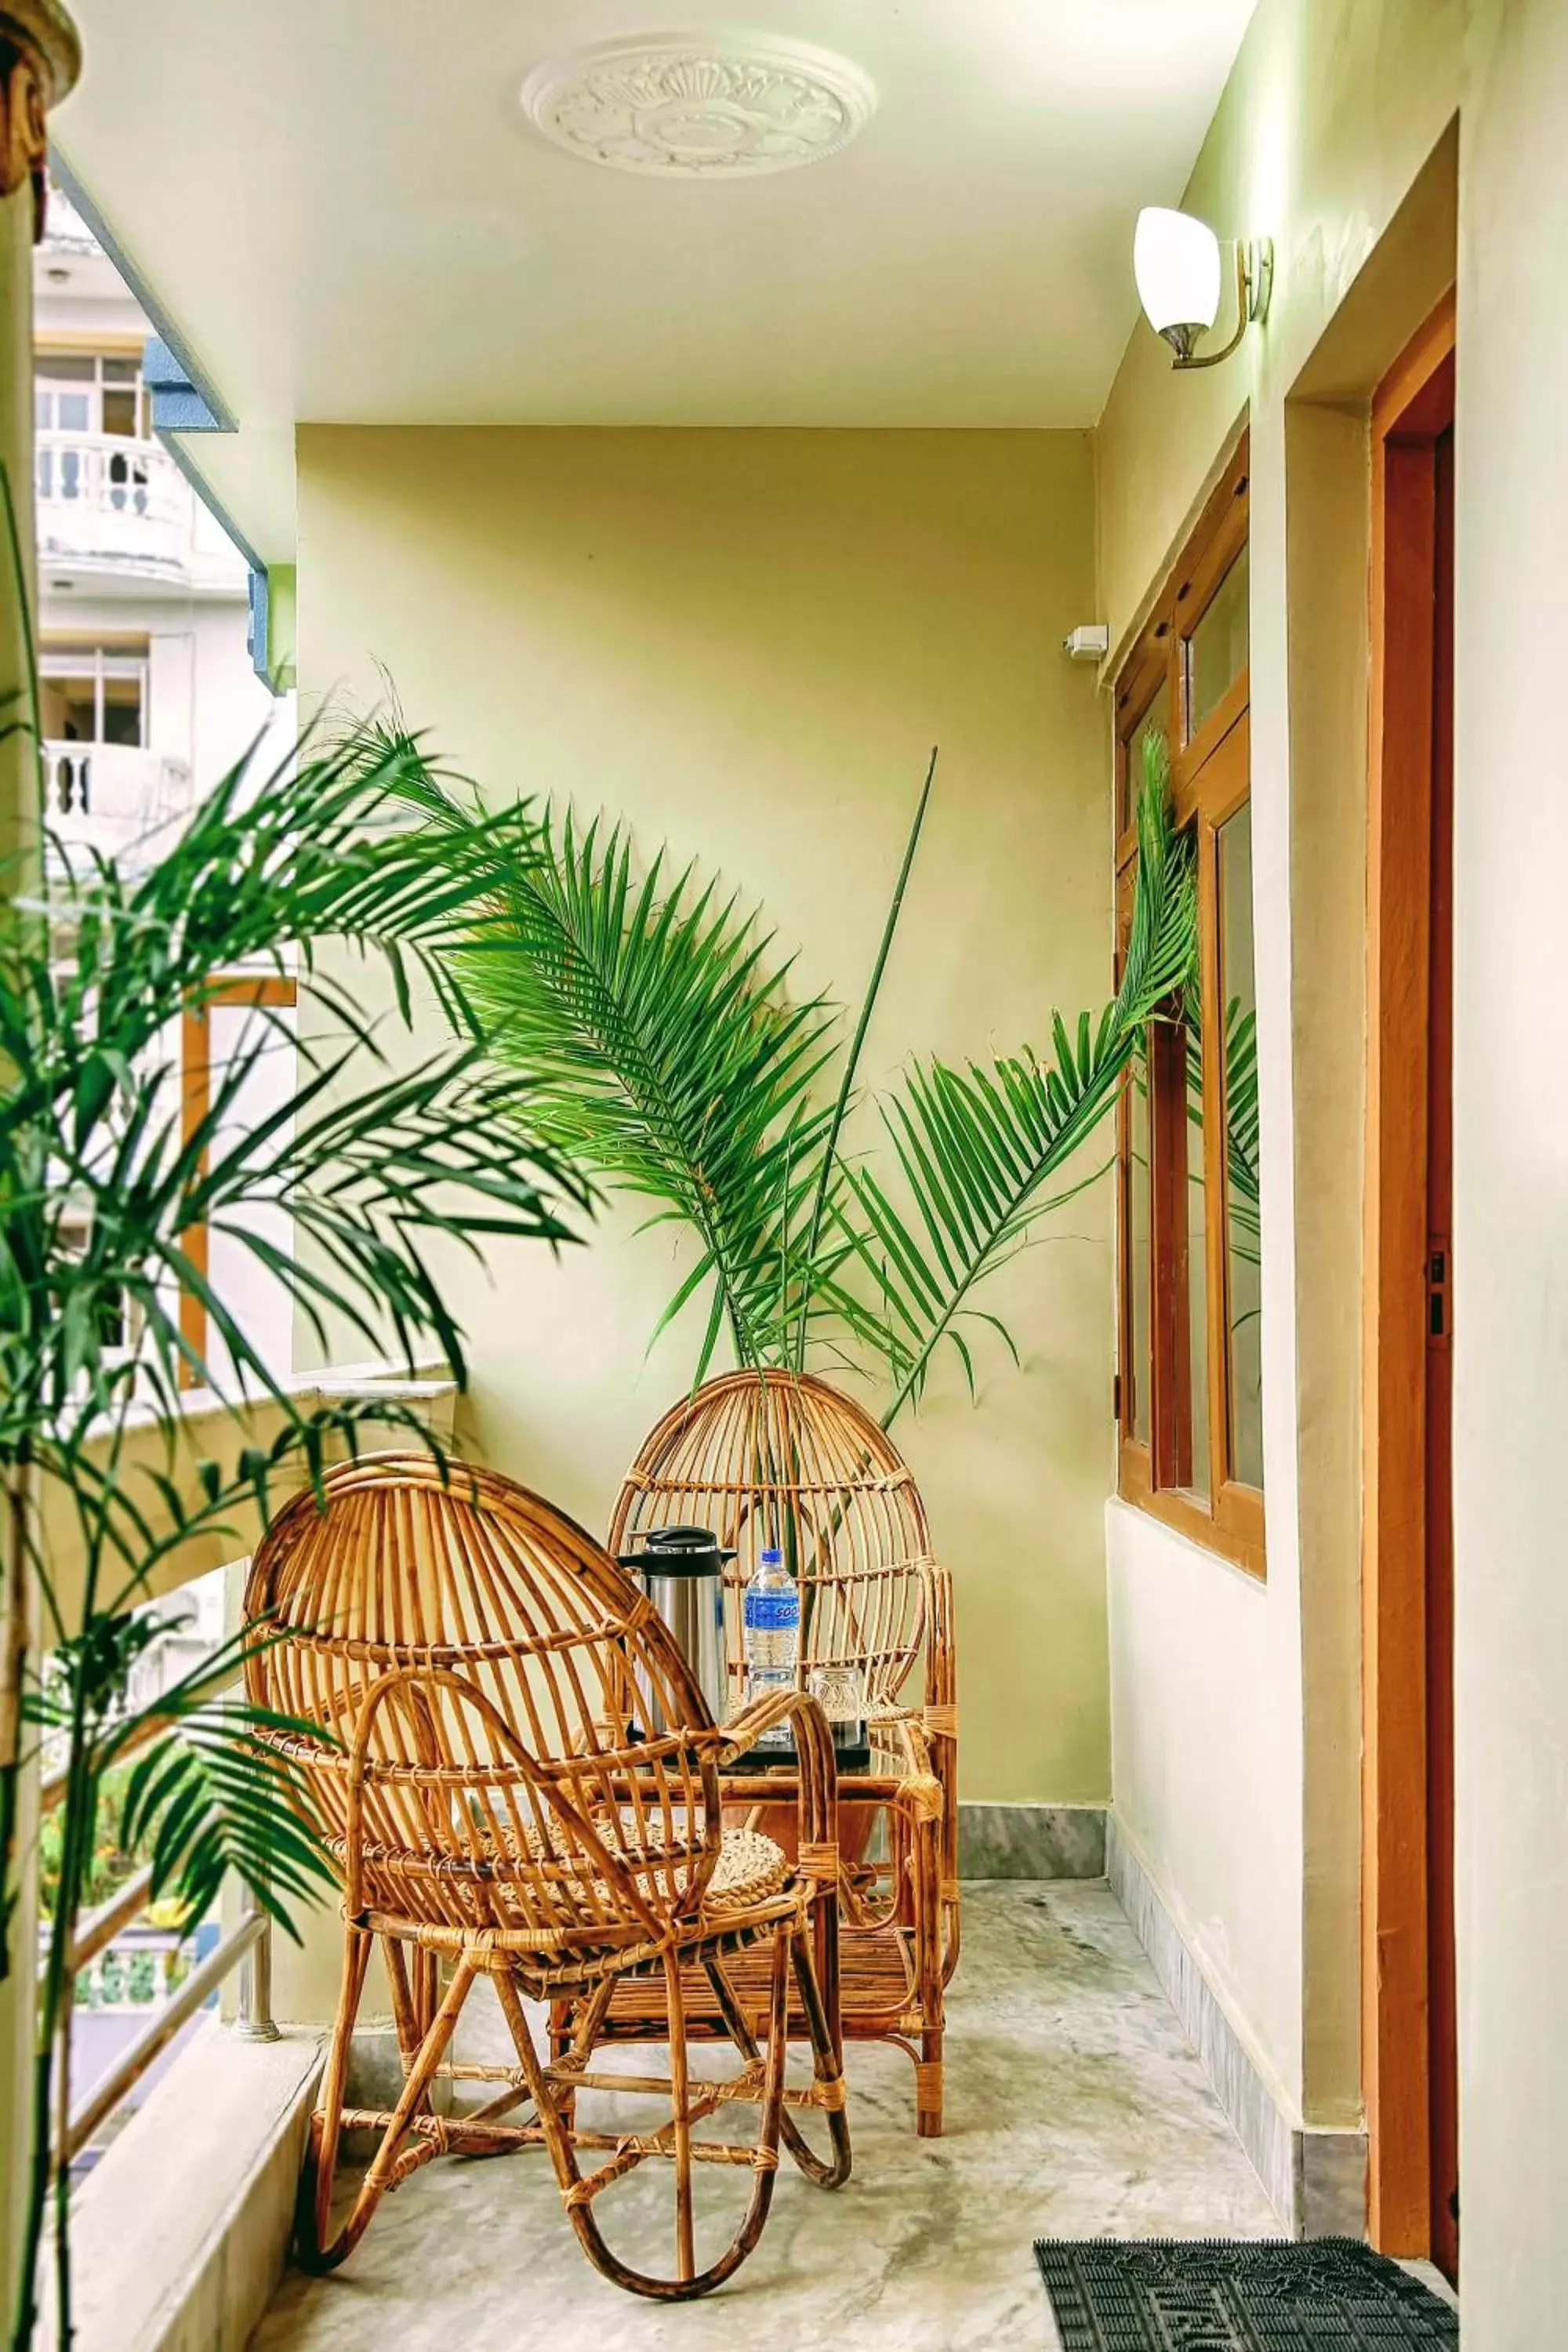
[0,545,593,2345]
[393,737,1196,1421]
[387,736,1194,1878]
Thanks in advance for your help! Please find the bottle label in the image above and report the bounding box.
[744,1592,800,1632]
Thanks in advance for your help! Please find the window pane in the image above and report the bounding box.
[36,355,94,382]
[1184,1022,1210,1501]
[1129,1033,1152,1448]
[1186,546,1249,738]
[103,358,138,383]
[1122,680,1171,836]
[102,387,138,438]
[1220,801,1263,1488]
[101,672,143,746]
[40,674,95,742]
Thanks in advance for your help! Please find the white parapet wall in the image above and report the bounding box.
[56,2020,323,2352]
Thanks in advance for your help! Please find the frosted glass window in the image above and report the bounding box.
[1220,802,1263,1489]
[1186,546,1249,739]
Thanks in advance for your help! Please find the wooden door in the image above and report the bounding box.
[1362,291,1457,2277]
[1424,417,1457,2282]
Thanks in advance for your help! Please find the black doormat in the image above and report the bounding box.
[1033,2237,1457,2348]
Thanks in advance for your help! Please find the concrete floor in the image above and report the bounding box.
[252,1882,1282,2351]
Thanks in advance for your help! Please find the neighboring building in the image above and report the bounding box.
[33,186,298,1388]
[31,183,292,872]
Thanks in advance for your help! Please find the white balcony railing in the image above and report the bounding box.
[42,740,194,864]
[34,429,191,575]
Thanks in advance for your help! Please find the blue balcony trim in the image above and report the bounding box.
[45,144,288,699]
[47,147,237,434]
[142,336,223,435]
[247,569,269,686]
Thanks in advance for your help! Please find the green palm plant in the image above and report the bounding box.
[402,731,1196,1428]
[828,748,1197,1418]
[430,798,844,1377]
[1218,997,1261,1255]
[0,497,593,2345]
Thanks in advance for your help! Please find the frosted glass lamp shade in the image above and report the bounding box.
[1134,207,1223,351]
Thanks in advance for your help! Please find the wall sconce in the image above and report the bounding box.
[1133,206,1272,369]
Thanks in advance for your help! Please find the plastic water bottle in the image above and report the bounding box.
[743,1548,799,1748]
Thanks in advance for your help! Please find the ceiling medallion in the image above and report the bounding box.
[520,32,877,180]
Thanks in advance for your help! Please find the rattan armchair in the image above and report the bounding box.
[243,1454,850,2301]
[605,1370,959,2136]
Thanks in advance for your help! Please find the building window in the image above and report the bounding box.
[34,351,151,441]
[34,354,154,514]
[40,644,149,747]
[1114,436,1264,1576]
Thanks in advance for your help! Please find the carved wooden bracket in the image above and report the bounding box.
[0,2,81,242]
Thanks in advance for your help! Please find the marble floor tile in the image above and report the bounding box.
[251,1883,1279,2352]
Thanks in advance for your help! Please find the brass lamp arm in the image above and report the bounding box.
[1167,238,1273,370]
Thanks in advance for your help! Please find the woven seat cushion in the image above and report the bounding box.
[706,1825,790,1907]
[523,1817,789,1916]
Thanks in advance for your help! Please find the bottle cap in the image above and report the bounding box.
[760,1548,782,1566]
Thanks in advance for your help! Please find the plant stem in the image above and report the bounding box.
[12,1473,111,2352]
[11,1676,90,2352]
[878,1043,1134,1432]
[793,750,937,1373]
[0,1454,32,1983]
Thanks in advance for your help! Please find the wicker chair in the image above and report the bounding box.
[604,1370,959,2136]
[243,1454,851,2300]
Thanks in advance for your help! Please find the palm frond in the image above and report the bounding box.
[423,790,842,1373]
[792,749,937,1369]
[1185,995,1259,1256]
[114,1697,337,1937]
[0,724,597,1461]
[829,743,1198,1424]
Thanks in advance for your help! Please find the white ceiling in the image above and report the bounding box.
[54,2,1257,561]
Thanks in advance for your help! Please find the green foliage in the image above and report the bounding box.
[0,728,590,1461]
[37,1764,133,1918]
[401,775,844,1379]
[112,1646,339,1940]
[0,462,596,2349]
[837,753,1196,1417]
[0,719,594,1973]
[29,1619,340,1946]
[408,728,1197,1425]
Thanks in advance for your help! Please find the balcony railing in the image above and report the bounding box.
[35,430,185,526]
[34,428,191,575]
[42,741,194,863]
[41,1661,279,2177]
[34,1358,457,2176]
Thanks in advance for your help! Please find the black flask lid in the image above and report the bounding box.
[615,1523,736,1578]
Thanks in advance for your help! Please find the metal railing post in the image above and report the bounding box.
[234,1891,279,2043]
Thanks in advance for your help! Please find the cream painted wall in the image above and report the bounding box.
[296,425,1114,1808]
[1107,1503,1304,2117]
[1449,2,1568,2336]
[1100,0,1468,2134]
[1098,0,1568,2334]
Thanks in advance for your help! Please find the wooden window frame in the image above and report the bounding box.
[178,974,298,1386]
[1114,436,1265,1577]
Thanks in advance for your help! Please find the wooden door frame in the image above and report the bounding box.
[1361,286,1455,2255]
